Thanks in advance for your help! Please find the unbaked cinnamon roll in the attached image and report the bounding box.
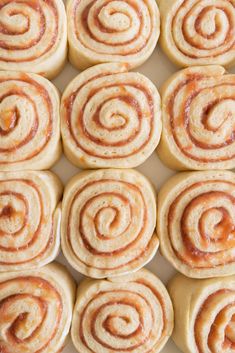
[0,71,61,171]
[158,0,235,67]
[61,63,162,169]
[158,65,235,170]
[169,273,235,353]
[158,170,235,278]
[61,169,158,278]
[67,0,160,70]
[0,0,67,79]
[0,262,76,353]
[0,171,62,272]
[72,268,173,353]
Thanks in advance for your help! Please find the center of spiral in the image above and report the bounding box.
[104,315,132,335]
[99,99,128,130]
[0,194,26,235]
[99,4,131,31]
[96,207,118,237]
[8,11,29,34]
[101,302,139,337]
[0,108,18,135]
[196,8,220,37]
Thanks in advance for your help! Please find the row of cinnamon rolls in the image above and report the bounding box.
[1,0,235,78]
[1,167,234,278]
[0,260,174,353]
[0,226,234,353]
[1,64,235,171]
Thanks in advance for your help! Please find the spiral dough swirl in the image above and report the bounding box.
[72,269,173,353]
[0,171,62,272]
[0,71,61,171]
[158,65,235,170]
[159,0,235,67]
[61,63,162,169]
[158,170,235,278]
[0,0,67,79]
[67,0,160,70]
[61,169,158,278]
[0,263,75,353]
[169,274,235,353]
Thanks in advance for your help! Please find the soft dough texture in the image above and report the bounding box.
[0,171,62,271]
[61,169,158,278]
[157,65,235,170]
[158,170,235,278]
[0,262,76,353]
[157,0,235,68]
[61,63,162,169]
[0,71,61,171]
[72,268,173,353]
[67,0,160,70]
[168,273,235,353]
[0,0,67,79]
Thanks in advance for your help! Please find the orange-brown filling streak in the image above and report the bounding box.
[74,0,151,55]
[168,74,235,162]
[67,179,153,270]
[168,180,235,268]
[0,74,53,163]
[0,276,62,353]
[195,289,235,353]
[0,0,58,62]
[64,72,154,159]
[172,1,235,58]
[0,179,54,265]
[79,286,164,352]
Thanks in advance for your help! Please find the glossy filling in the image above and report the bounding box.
[0,276,62,353]
[167,180,235,269]
[195,289,235,353]
[166,73,235,164]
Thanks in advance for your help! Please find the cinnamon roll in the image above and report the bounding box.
[67,0,160,70]
[0,0,67,79]
[72,268,173,353]
[0,262,76,353]
[61,169,158,278]
[0,71,61,171]
[0,170,62,272]
[158,170,235,278]
[158,0,235,68]
[158,65,235,170]
[61,63,162,169]
[169,273,235,353]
